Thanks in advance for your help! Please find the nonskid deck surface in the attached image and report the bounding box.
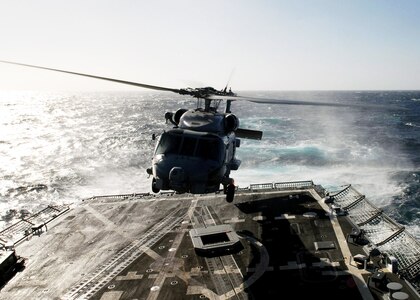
[1,181,419,300]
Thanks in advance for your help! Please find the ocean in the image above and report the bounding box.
[0,90,419,239]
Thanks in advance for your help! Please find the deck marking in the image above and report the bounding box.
[83,205,131,240]
[186,286,219,300]
[116,271,143,281]
[309,190,374,300]
[83,205,115,227]
[144,248,162,261]
[63,208,185,300]
[99,291,123,300]
[146,200,197,300]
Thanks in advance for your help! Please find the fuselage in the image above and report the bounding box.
[152,129,226,193]
[151,108,240,194]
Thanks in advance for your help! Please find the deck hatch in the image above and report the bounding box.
[201,232,230,245]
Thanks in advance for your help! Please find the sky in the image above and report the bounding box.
[0,0,419,91]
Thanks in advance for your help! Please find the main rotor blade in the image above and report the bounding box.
[209,94,390,109]
[209,94,351,107]
[0,60,181,93]
[241,96,352,107]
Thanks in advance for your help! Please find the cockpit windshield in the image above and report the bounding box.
[156,132,224,162]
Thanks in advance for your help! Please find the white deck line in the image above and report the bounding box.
[309,189,374,300]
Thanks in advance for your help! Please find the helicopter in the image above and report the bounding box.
[0,60,357,202]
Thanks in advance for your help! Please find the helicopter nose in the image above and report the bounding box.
[169,167,186,189]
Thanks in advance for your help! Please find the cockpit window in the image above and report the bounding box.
[156,133,182,155]
[155,132,223,162]
[180,136,197,156]
[196,138,222,161]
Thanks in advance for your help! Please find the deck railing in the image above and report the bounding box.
[330,185,420,293]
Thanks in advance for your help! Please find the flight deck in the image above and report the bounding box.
[1,181,419,300]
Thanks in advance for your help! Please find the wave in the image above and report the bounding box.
[405,122,420,128]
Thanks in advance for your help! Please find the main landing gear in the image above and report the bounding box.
[224,178,236,203]
[151,177,160,193]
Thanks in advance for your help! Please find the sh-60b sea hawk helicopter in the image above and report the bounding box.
[0,60,355,202]
[148,86,260,202]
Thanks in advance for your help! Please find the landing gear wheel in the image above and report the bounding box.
[226,183,235,203]
[152,178,160,193]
